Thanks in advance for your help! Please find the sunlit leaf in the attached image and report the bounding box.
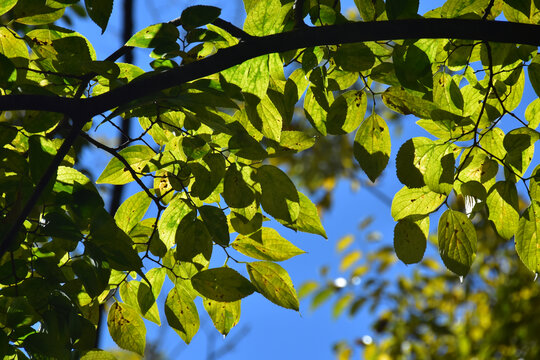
[114,191,152,234]
[232,227,305,261]
[246,261,299,311]
[391,186,447,221]
[515,202,540,273]
[354,112,391,182]
[165,286,200,344]
[327,90,367,135]
[192,267,255,302]
[97,145,155,185]
[203,299,241,336]
[438,209,477,276]
[107,302,146,356]
[486,181,519,240]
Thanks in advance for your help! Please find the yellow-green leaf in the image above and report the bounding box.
[515,202,540,273]
[165,286,200,344]
[353,112,391,182]
[114,191,152,234]
[97,145,155,185]
[107,302,146,356]
[203,299,241,336]
[327,90,367,135]
[486,181,519,240]
[391,186,447,221]
[246,261,299,311]
[232,227,305,261]
[437,209,477,276]
[158,197,192,249]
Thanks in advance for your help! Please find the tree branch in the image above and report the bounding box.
[1,19,539,116]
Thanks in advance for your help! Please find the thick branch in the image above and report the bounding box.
[1,19,539,115]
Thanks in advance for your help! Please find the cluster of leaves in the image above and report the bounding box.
[302,199,540,359]
[0,0,539,358]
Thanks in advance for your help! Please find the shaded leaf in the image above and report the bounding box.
[165,287,200,344]
[327,90,367,135]
[180,5,221,31]
[438,209,477,276]
[191,267,255,302]
[394,216,429,264]
[85,0,113,33]
[256,165,300,224]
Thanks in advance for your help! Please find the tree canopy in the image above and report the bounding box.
[0,0,539,358]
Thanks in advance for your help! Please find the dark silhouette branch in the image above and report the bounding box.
[1,19,539,117]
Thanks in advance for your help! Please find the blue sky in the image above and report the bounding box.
[68,0,537,358]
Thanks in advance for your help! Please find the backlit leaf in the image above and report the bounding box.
[191,267,255,302]
[354,113,391,182]
[232,227,305,261]
[327,90,367,135]
[107,302,146,356]
[203,299,241,336]
[391,186,447,221]
[486,181,519,240]
[246,261,299,311]
[114,191,152,234]
[515,202,540,273]
[165,286,200,344]
[438,209,477,276]
[126,23,179,49]
[158,196,192,249]
[97,145,155,185]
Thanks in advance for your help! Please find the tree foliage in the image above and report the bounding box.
[0,0,539,357]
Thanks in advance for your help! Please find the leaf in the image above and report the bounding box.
[114,191,152,234]
[158,196,191,249]
[246,261,299,311]
[198,205,229,246]
[353,113,391,182]
[256,165,300,224]
[503,127,539,177]
[126,23,179,48]
[289,192,327,238]
[80,350,118,360]
[437,209,477,276]
[96,145,155,185]
[391,186,447,221]
[71,257,110,298]
[334,43,375,72]
[515,202,540,273]
[107,302,146,356]
[222,164,256,209]
[203,299,241,336]
[386,0,419,19]
[340,250,362,272]
[119,268,165,325]
[279,131,316,152]
[165,287,200,344]
[191,267,255,302]
[327,90,367,135]
[0,0,17,16]
[85,0,113,33]
[222,55,269,99]
[180,5,221,30]
[332,293,354,319]
[304,85,333,135]
[525,98,540,129]
[382,86,438,118]
[486,181,520,240]
[243,0,289,36]
[12,0,66,25]
[175,216,212,263]
[394,216,429,265]
[528,53,540,98]
[232,227,305,261]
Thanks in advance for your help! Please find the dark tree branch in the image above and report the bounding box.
[212,18,253,40]
[1,19,539,115]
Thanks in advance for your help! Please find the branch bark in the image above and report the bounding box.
[1,19,539,116]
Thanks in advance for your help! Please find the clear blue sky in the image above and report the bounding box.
[69,1,537,358]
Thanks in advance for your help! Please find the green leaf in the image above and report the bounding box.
[199,205,230,246]
[158,196,192,249]
[85,0,113,33]
[437,209,477,276]
[334,43,375,72]
[382,86,438,118]
[80,349,118,360]
[126,23,179,48]
[114,191,152,234]
[222,55,269,99]
[222,164,256,209]
[354,0,385,21]
[332,293,353,319]
[503,127,539,177]
[247,261,299,311]
[191,267,255,302]
[0,0,17,16]
[279,131,316,152]
[90,209,143,272]
[391,186,447,221]
[12,0,66,25]
[515,202,540,273]
[0,26,29,60]
[304,85,333,135]
[71,257,110,298]
[486,181,520,240]
[96,145,155,185]
[232,227,305,261]
[180,5,221,30]
[256,165,300,224]
[525,98,540,129]
[289,192,327,238]
[386,0,419,19]
[394,216,429,265]
[243,0,289,36]
[353,112,391,182]
[107,302,146,356]
[119,268,165,325]
[28,135,56,185]
[245,94,283,142]
[165,287,200,344]
[528,52,540,98]
[203,299,241,336]
[327,90,367,135]
[175,216,213,263]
